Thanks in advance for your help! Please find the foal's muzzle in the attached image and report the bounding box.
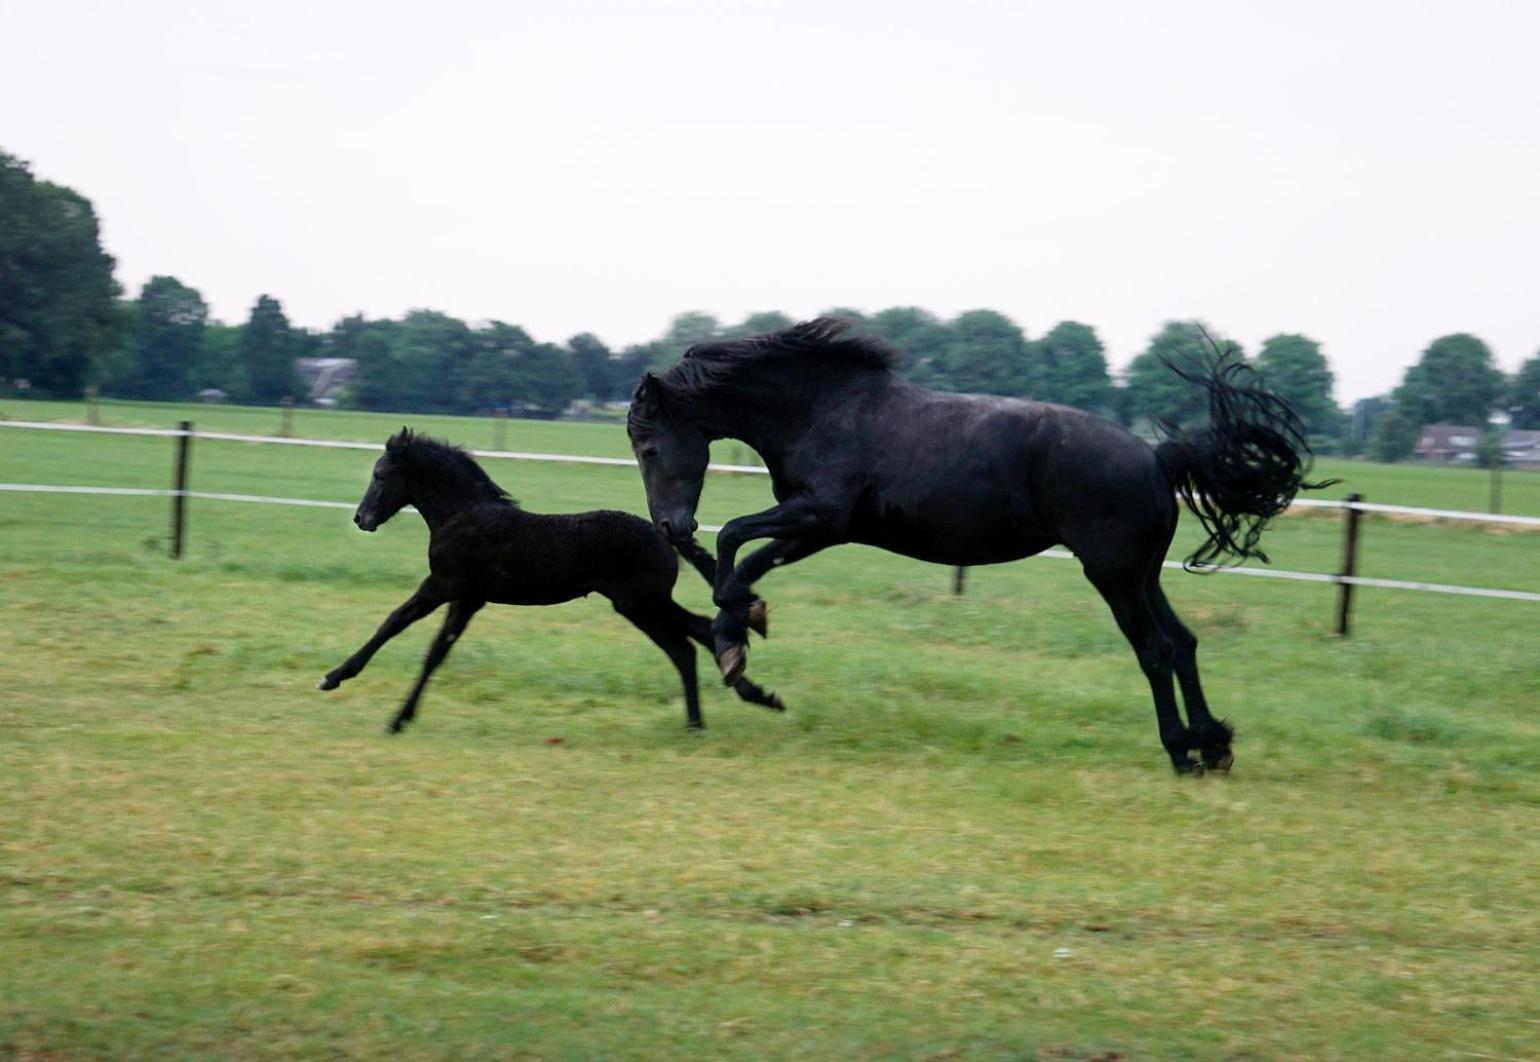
[354,510,378,532]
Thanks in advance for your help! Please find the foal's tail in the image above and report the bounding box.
[1155,346,1336,570]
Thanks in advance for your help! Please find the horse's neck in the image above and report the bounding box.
[687,375,813,457]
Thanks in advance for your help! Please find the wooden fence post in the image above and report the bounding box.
[1490,460,1503,515]
[953,566,967,595]
[85,385,100,426]
[170,420,192,559]
[1335,492,1363,636]
[279,396,294,438]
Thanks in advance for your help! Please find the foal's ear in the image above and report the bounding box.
[385,427,412,455]
[635,372,658,399]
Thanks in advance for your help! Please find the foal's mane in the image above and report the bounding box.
[662,317,900,397]
[387,429,516,506]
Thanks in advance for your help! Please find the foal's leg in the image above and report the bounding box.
[680,609,785,711]
[387,598,484,734]
[318,578,448,691]
[1146,578,1233,772]
[1084,561,1198,774]
[616,600,704,729]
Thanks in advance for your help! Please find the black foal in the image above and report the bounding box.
[317,429,782,733]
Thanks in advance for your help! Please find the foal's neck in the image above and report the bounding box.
[408,466,511,532]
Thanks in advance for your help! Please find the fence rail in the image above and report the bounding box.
[4,419,1539,621]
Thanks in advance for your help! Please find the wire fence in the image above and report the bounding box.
[4,420,1539,617]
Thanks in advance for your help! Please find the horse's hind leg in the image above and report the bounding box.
[1147,578,1233,772]
[387,599,483,734]
[1083,560,1199,774]
[617,601,704,729]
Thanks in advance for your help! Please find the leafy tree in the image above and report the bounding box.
[1369,405,1420,462]
[567,332,615,399]
[1395,333,1502,426]
[198,321,241,392]
[330,315,402,411]
[386,310,477,412]
[1125,321,1241,429]
[1031,321,1112,412]
[864,307,949,384]
[111,275,207,400]
[235,295,305,404]
[1507,352,1540,429]
[726,311,794,338]
[0,150,121,395]
[1254,333,1337,435]
[612,344,655,397]
[819,306,867,324]
[943,310,1032,396]
[516,343,584,414]
[648,311,721,369]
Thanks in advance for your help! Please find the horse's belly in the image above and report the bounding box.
[847,509,1056,566]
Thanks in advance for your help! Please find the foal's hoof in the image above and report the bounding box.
[766,692,786,712]
[716,643,747,686]
[316,675,339,691]
[1173,758,1207,777]
[746,599,769,638]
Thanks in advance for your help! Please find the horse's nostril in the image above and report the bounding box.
[689,518,699,533]
[658,518,674,537]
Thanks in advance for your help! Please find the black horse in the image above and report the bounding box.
[317,429,782,733]
[627,319,1329,774]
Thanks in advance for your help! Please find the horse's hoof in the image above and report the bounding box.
[1207,752,1234,774]
[317,675,339,691]
[1173,758,1206,777]
[766,692,786,712]
[746,599,769,638]
[716,643,747,685]
[385,720,404,735]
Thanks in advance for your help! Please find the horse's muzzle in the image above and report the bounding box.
[657,516,698,544]
[354,511,378,532]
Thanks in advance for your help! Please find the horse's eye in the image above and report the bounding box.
[640,447,659,459]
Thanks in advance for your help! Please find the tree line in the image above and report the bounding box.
[4,148,1538,454]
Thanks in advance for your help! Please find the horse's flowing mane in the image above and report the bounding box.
[387,429,516,506]
[661,317,901,397]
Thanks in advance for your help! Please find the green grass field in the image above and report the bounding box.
[3,399,1539,1058]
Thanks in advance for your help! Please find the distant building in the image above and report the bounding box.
[1503,429,1540,467]
[295,357,357,407]
[1414,423,1482,463]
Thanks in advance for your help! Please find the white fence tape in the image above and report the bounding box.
[0,419,764,473]
[4,481,1538,604]
[6,418,1538,525]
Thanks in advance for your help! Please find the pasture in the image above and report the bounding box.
[3,399,1539,1058]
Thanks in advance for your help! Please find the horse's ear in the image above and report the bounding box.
[635,372,658,400]
[386,428,411,455]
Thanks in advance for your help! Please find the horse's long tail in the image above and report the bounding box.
[1155,349,1336,570]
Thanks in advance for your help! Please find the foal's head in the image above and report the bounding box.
[353,429,510,531]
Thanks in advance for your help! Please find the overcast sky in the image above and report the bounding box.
[5,0,1538,400]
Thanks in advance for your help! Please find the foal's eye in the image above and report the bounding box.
[639,447,659,459]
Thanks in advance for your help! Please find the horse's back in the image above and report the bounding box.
[835,385,1172,564]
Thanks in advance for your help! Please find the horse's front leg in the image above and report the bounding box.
[317,578,447,691]
[710,501,830,682]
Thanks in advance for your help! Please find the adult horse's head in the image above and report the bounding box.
[353,429,417,531]
[627,372,707,545]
